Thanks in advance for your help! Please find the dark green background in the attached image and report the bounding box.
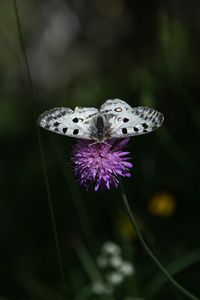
[0,0,200,299]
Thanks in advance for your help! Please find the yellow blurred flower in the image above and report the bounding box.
[147,192,176,217]
[118,214,139,240]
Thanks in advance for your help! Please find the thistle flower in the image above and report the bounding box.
[71,138,133,191]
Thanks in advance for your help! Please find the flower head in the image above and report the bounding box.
[71,138,133,191]
[93,240,134,295]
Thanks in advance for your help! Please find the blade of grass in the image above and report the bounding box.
[72,241,115,300]
[120,183,200,300]
[0,27,22,66]
[12,0,67,297]
[72,241,103,283]
[74,285,94,300]
[50,138,95,244]
[147,248,200,297]
[17,272,65,300]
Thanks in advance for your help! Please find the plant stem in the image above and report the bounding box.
[12,0,67,297]
[120,184,199,300]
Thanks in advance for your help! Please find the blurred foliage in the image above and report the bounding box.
[0,0,200,299]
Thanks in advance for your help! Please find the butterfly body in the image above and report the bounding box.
[38,99,164,142]
[89,114,112,142]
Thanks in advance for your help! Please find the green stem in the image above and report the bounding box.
[12,0,67,297]
[120,184,199,300]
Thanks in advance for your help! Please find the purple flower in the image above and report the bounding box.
[71,138,133,191]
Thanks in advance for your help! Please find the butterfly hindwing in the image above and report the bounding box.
[38,106,98,139]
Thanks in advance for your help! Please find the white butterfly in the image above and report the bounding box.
[38,99,164,143]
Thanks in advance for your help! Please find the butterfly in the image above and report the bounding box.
[38,99,164,143]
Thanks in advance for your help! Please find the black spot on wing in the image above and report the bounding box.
[152,126,158,130]
[73,129,79,135]
[61,111,66,116]
[63,127,68,133]
[73,118,79,123]
[142,123,148,129]
[134,109,140,116]
[47,116,52,122]
[101,109,112,113]
[133,127,139,132]
[54,122,60,127]
[122,128,127,134]
[157,112,164,124]
[123,118,129,123]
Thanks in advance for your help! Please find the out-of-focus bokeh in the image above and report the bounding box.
[1,0,200,299]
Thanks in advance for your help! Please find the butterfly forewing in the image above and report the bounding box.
[38,106,98,139]
[99,99,163,138]
[108,106,164,138]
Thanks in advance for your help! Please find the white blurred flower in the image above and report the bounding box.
[109,255,123,268]
[102,241,121,256]
[106,271,124,286]
[97,254,108,269]
[119,261,135,276]
[92,281,105,295]
[93,241,135,296]
[92,281,113,295]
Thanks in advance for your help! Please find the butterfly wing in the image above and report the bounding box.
[100,99,164,138]
[38,106,98,139]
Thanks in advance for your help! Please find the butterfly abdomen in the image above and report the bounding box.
[95,115,105,140]
[96,115,104,129]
